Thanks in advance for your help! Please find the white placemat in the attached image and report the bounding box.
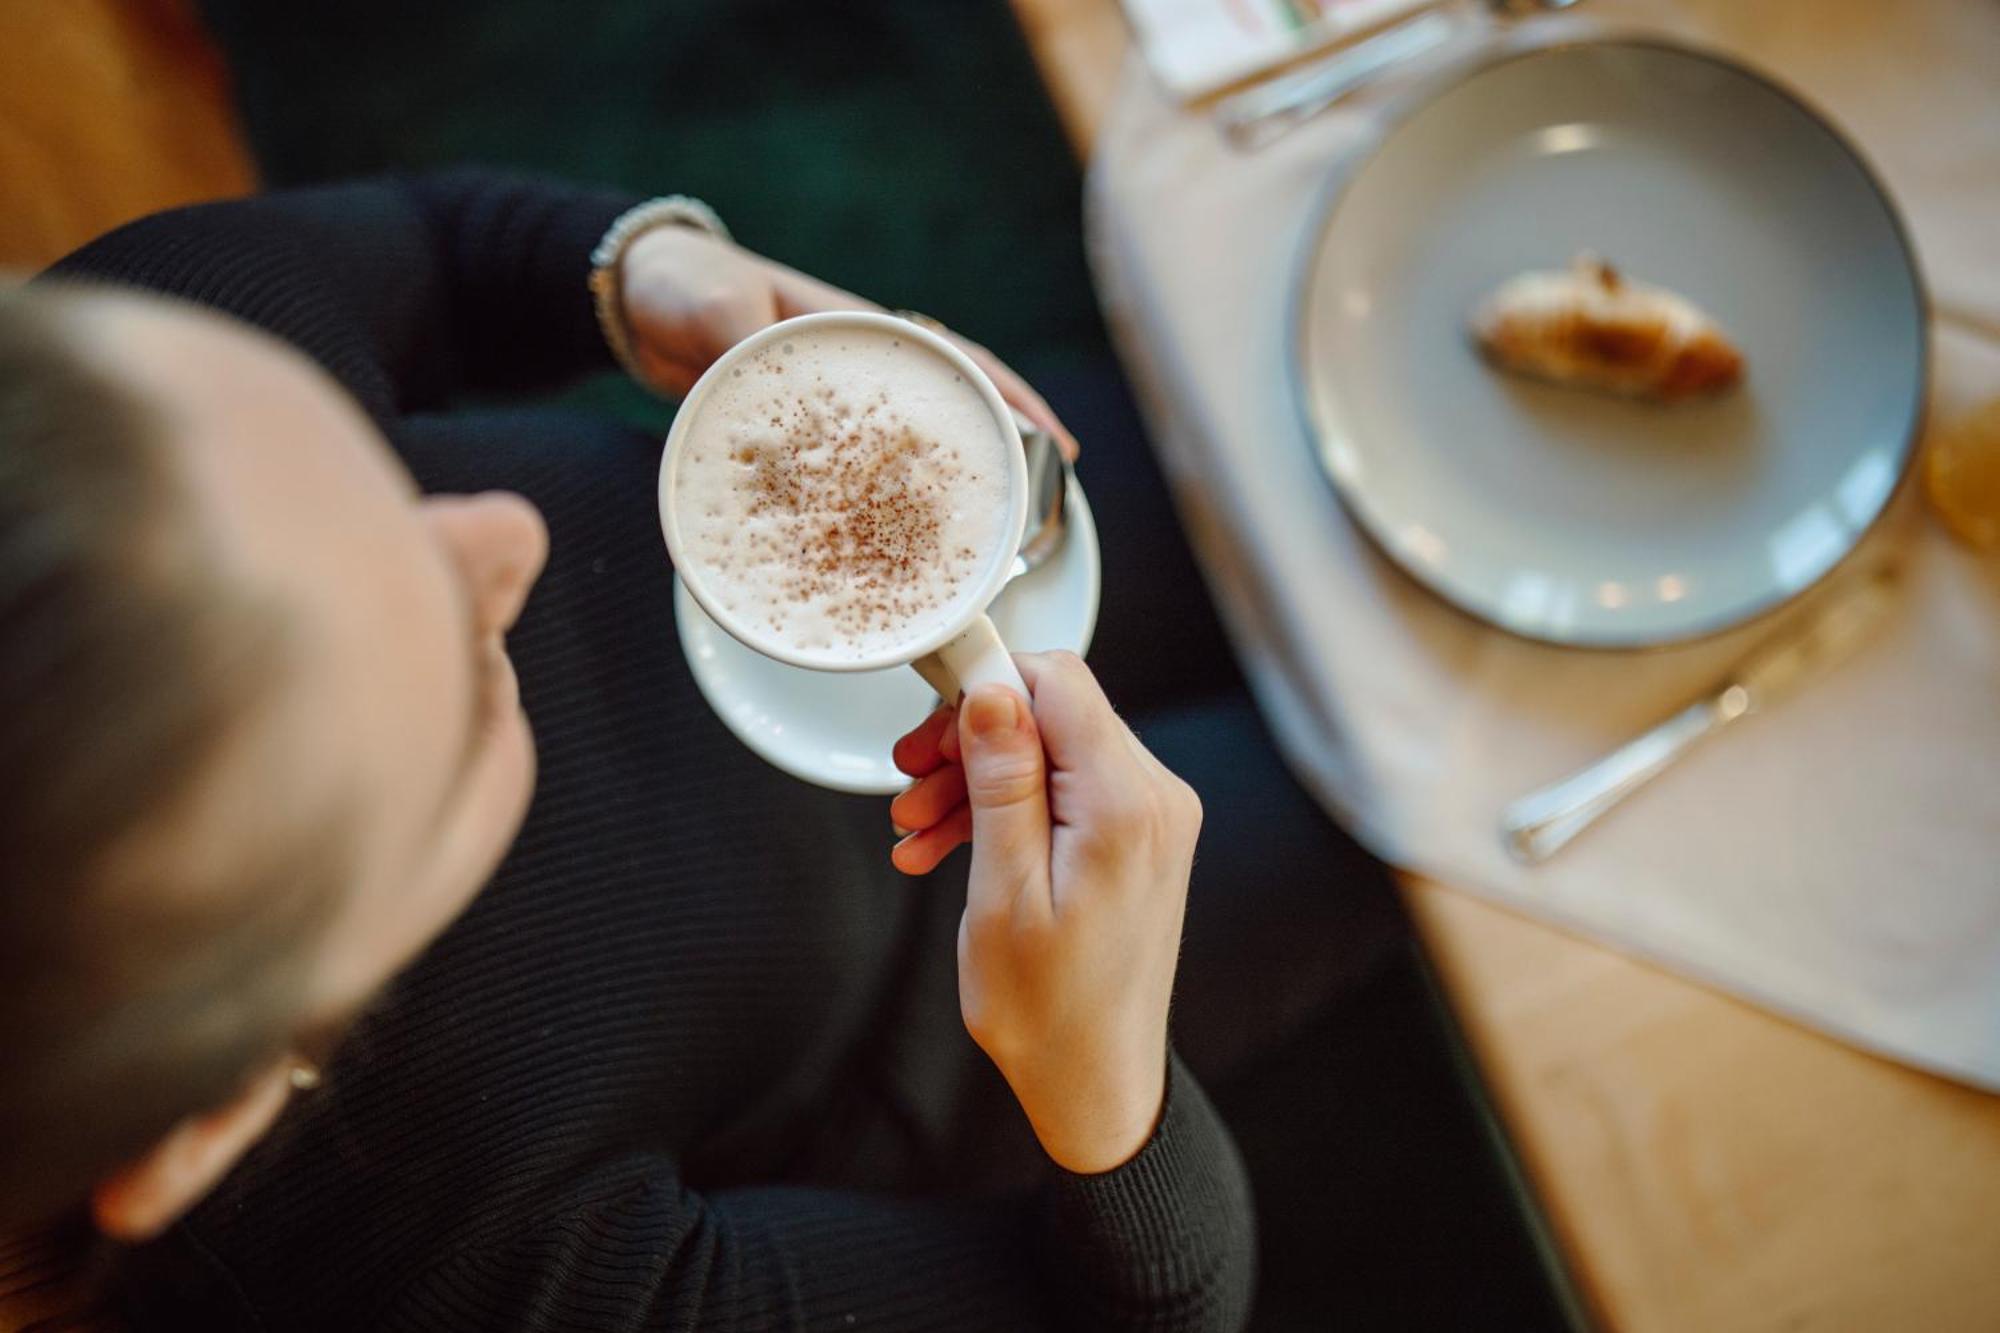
[1088,0,2000,1085]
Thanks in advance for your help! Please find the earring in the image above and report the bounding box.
[288,1060,323,1092]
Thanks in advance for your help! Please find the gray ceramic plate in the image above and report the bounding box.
[1296,38,1925,647]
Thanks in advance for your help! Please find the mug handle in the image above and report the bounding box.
[911,614,1028,703]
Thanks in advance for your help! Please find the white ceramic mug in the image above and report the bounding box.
[658,311,1030,701]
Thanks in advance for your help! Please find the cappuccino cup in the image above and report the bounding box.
[659,311,1030,702]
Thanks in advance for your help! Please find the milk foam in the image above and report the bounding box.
[672,326,1014,663]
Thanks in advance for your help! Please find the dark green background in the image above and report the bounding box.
[201,0,1098,377]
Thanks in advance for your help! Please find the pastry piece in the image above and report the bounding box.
[1469,254,1744,402]
[1925,396,2000,550]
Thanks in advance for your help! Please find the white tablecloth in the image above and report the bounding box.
[1088,0,2000,1085]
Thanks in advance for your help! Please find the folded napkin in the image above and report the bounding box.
[1088,0,2000,1085]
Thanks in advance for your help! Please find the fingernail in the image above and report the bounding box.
[964,689,1019,740]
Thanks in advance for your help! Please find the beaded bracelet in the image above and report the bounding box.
[588,195,732,386]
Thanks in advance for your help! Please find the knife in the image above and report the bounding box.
[1499,562,1901,865]
[1215,11,1458,151]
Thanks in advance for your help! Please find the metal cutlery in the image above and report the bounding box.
[1009,423,1071,581]
[1216,0,1583,151]
[1499,561,1901,865]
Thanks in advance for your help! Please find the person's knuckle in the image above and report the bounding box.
[1045,649,1089,680]
[972,1027,1023,1072]
[1142,788,1185,850]
[690,282,750,324]
[1168,777,1203,833]
[966,752,1042,807]
[958,994,1021,1062]
[959,996,1001,1051]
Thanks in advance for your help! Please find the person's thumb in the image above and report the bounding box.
[958,685,1052,905]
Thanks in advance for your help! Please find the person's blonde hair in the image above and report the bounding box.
[0,285,343,1232]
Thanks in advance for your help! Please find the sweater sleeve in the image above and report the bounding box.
[385,1055,1253,1333]
[40,169,637,419]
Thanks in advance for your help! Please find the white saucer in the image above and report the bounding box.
[675,477,1101,793]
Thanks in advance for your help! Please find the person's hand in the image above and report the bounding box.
[887,653,1201,1173]
[617,225,1077,458]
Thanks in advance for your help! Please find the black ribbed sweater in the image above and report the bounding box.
[47,171,1254,1332]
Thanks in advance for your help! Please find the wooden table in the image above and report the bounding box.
[1010,3,2000,1329]
[0,0,255,270]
